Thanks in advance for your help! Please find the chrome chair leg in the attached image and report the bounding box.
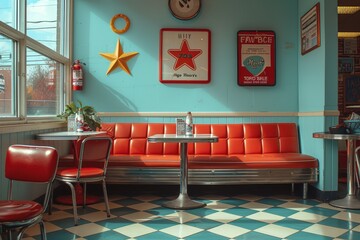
[65,182,79,225]
[83,183,87,208]
[48,186,53,215]
[102,179,111,217]
[39,220,47,240]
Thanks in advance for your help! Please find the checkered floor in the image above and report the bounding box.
[22,185,360,240]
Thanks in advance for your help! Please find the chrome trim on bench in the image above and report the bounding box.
[106,168,318,185]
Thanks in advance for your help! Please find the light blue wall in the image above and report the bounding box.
[73,0,299,113]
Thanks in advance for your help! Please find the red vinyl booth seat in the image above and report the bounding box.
[98,122,318,168]
[60,122,318,198]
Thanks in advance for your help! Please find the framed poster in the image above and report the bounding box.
[344,74,360,108]
[159,28,211,84]
[301,3,320,55]
[237,30,276,86]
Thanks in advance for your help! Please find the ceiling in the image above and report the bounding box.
[338,0,360,32]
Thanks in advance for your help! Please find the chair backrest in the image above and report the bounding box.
[5,144,59,203]
[76,136,113,176]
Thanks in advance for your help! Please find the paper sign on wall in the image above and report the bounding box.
[237,31,276,86]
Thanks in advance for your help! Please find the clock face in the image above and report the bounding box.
[169,0,201,20]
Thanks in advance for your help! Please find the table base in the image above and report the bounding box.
[330,195,360,209]
[162,193,206,210]
[56,183,100,206]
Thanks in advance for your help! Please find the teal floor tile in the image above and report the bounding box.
[186,230,230,240]
[274,218,313,230]
[287,231,333,240]
[264,207,298,217]
[85,231,128,240]
[257,198,287,206]
[304,206,340,217]
[234,231,281,240]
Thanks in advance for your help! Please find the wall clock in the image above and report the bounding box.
[168,0,201,20]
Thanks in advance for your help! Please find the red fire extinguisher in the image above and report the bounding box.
[72,60,84,91]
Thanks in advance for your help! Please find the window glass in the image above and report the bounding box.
[26,48,62,116]
[0,34,15,117]
[0,0,16,29]
[26,0,64,53]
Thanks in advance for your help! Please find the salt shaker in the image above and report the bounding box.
[75,109,84,132]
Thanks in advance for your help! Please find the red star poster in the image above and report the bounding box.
[160,28,211,84]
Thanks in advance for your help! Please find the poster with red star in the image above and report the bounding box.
[237,31,276,86]
[160,28,211,84]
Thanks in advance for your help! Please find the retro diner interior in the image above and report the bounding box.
[2,0,360,239]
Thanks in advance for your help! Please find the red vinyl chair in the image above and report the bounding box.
[53,136,112,225]
[0,145,59,240]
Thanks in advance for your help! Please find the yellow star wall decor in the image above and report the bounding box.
[100,39,138,75]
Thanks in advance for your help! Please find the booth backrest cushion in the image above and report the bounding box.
[100,123,300,156]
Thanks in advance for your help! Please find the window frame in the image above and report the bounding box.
[0,0,72,126]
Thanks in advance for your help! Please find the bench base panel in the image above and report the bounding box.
[106,167,318,185]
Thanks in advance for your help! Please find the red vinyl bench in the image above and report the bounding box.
[61,122,318,199]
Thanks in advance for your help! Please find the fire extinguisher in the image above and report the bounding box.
[72,60,84,91]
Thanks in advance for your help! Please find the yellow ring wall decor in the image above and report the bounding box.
[110,14,130,34]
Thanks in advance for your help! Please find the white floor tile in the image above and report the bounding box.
[162,211,200,224]
[332,211,360,223]
[127,202,159,211]
[121,211,158,222]
[246,211,285,223]
[208,224,250,238]
[288,211,328,223]
[239,201,272,211]
[43,210,74,221]
[204,211,242,223]
[160,224,203,238]
[255,223,298,238]
[205,201,236,211]
[80,211,116,222]
[302,223,348,238]
[67,223,110,237]
[278,201,312,211]
[114,223,156,238]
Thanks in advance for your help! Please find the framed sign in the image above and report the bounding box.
[237,30,276,86]
[344,74,360,108]
[338,58,354,74]
[301,3,320,55]
[159,28,211,84]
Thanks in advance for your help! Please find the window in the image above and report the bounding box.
[0,0,70,122]
[26,48,63,116]
[0,34,15,117]
[27,0,65,54]
[0,0,16,29]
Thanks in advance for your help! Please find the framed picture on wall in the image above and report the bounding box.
[301,3,321,55]
[339,58,354,74]
[344,74,360,109]
[159,28,211,84]
[237,30,276,86]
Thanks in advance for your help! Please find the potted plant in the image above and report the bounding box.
[57,100,101,131]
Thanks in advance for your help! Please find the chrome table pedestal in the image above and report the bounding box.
[313,132,360,209]
[148,134,218,210]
